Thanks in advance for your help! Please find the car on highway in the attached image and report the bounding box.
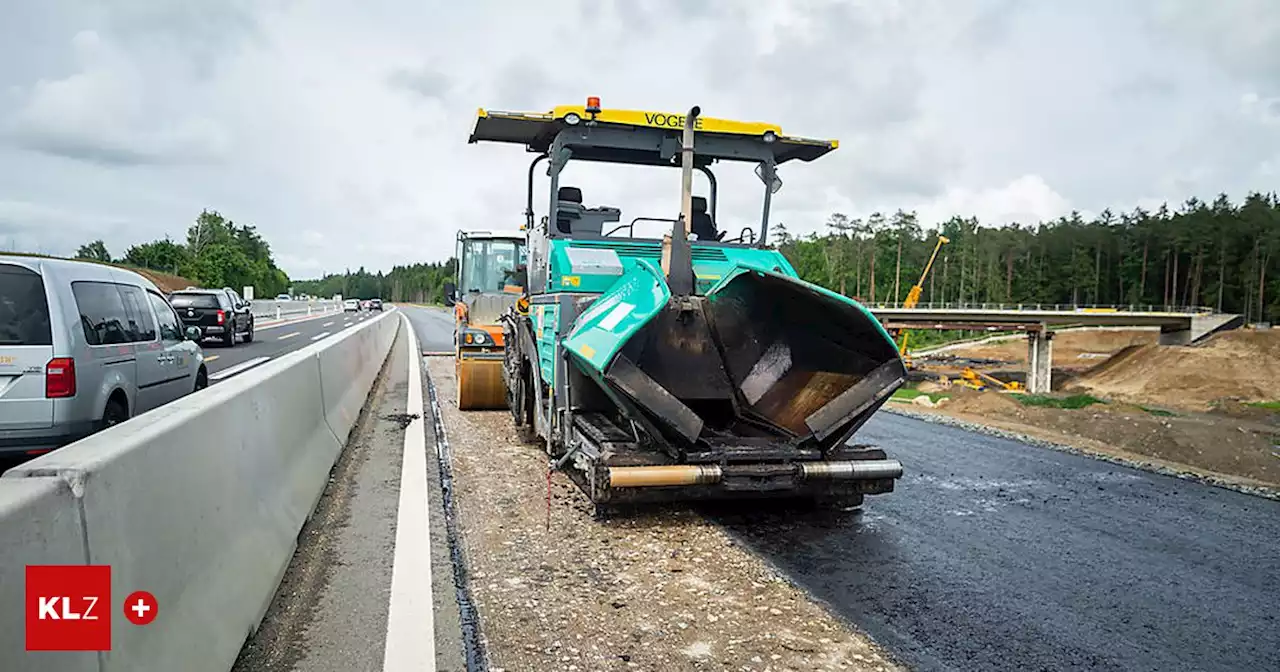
[343,298,360,312]
[169,288,254,347]
[0,255,208,456]
[369,298,383,311]
[275,293,292,301]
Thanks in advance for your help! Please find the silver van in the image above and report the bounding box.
[0,255,209,456]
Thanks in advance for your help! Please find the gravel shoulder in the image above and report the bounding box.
[424,356,899,672]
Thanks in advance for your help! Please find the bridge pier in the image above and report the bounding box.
[1158,326,1191,346]
[1027,328,1053,394]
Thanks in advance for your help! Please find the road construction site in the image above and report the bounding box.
[6,304,1275,672]
[234,306,1280,671]
[403,306,1279,671]
[5,98,1277,672]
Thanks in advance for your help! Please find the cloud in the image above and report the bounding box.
[3,30,229,166]
[0,199,132,255]
[0,0,1277,278]
[388,66,452,100]
[914,175,1076,228]
[1147,0,1280,92]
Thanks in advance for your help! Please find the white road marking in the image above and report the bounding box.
[383,315,436,671]
[310,331,331,342]
[208,356,272,381]
[323,321,335,327]
[277,331,300,340]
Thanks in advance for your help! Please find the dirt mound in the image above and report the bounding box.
[1069,330,1280,411]
[134,268,194,293]
[0,252,195,294]
[942,388,1023,414]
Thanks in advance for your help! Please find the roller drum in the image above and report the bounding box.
[457,356,507,410]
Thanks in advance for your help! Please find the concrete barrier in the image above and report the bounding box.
[0,310,400,671]
[250,299,340,321]
[0,478,95,672]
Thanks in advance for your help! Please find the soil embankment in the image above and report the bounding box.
[1067,330,1280,411]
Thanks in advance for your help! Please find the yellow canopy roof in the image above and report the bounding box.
[468,104,838,164]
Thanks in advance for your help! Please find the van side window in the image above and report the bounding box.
[147,292,183,342]
[117,285,157,342]
[71,281,132,346]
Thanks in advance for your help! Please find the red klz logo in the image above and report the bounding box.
[25,565,112,651]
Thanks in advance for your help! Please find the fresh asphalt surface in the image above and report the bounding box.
[399,303,455,352]
[714,413,1280,672]
[202,307,383,381]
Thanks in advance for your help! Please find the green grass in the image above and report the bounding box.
[891,388,950,404]
[1246,401,1280,410]
[1016,394,1105,410]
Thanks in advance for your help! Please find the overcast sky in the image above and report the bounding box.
[1,0,1277,279]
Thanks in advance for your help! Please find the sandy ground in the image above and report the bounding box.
[1067,329,1280,411]
[425,356,899,672]
[895,388,1280,488]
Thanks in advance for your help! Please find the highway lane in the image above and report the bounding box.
[401,304,454,352]
[201,307,383,382]
[713,412,1280,672]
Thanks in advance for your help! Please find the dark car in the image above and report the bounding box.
[168,288,254,346]
[369,298,383,311]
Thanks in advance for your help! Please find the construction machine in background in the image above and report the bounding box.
[895,235,949,368]
[953,367,1025,393]
[444,230,528,410]
[469,97,906,511]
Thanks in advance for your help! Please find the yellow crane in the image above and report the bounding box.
[896,235,949,365]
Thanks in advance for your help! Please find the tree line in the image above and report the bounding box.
[290,259,456,303]
[287,189,1280,324]
[772,191,1280,323]
[76,209,291,298]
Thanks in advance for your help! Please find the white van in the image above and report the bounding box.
[0,256,208,456]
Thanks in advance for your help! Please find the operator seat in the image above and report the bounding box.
[556,186,584,234]
[690,196,723,241]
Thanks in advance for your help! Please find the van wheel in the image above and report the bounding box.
[194,368,208,392]
[223,322,237,347]
[102,398,129,428]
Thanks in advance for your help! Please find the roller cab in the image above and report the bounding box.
[447,230,526,410]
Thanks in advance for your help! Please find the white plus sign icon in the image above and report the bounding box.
[123,590,158,626]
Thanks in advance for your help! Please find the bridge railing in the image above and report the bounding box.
[863,301,1215,315]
